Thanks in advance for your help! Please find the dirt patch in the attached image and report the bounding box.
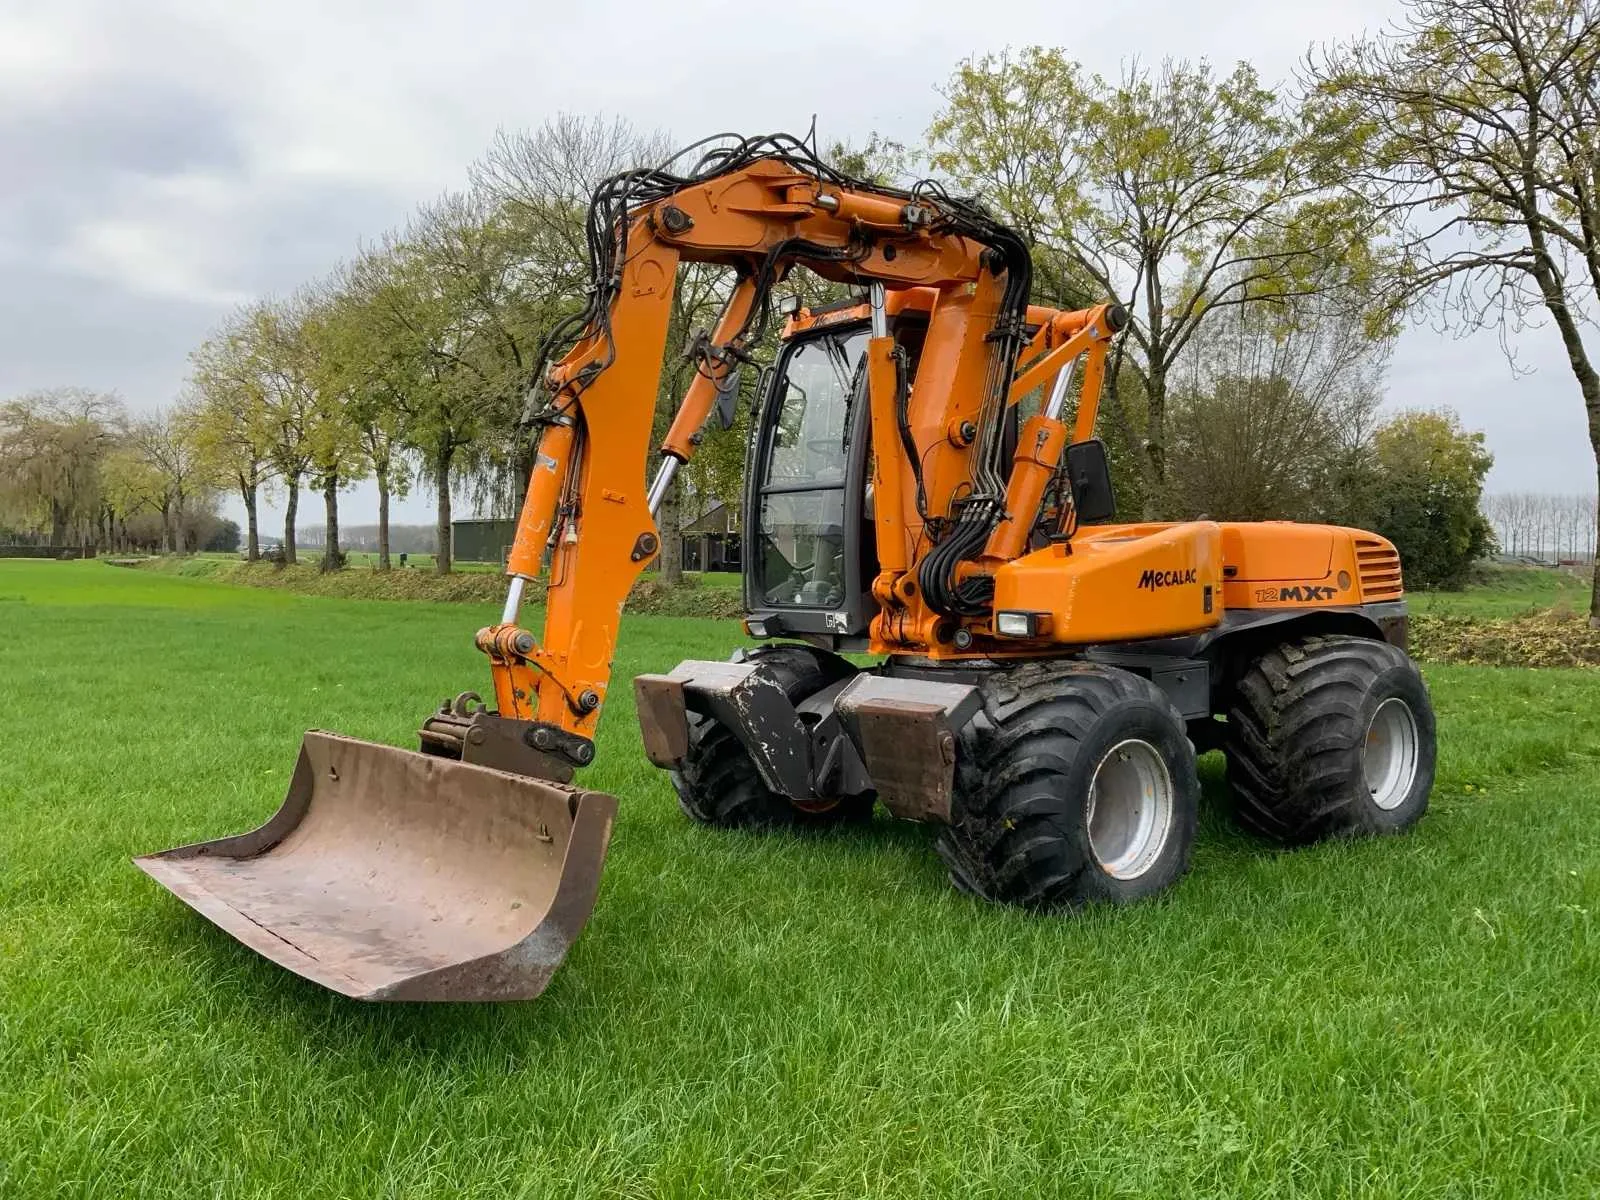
[1411,611,1600,668]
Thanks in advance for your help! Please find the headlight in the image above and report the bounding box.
[995,611,1044,638]
[744,617,770,638]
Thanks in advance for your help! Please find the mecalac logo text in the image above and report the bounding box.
[1138,567,1198,590]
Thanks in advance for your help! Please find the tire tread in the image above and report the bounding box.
[1224,634,1434,844]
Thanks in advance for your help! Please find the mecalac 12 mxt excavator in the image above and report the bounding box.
[137,135,1437,1002]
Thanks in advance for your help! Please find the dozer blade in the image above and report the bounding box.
[134,730,616,1002]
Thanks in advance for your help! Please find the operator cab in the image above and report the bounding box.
[743,293,930,646]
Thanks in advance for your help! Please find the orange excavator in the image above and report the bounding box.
[137,135,1436,1001]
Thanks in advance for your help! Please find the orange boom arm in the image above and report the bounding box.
[463,149,1118,770]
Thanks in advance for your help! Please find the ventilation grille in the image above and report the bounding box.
[1355,538,1403,599]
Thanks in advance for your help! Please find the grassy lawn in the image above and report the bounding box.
[2,560,1598,1197]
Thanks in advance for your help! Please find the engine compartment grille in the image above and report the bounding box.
[1356,538,1403,600]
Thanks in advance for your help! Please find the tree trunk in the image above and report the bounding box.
[1590,471,1600,629]
[159,501,173,553]
[1140,365,1168,521]
[658,474,683,585]
[283,475,299,564]
[50,501,68,547]
[376,463,391,571]
[321,472,341,572]
[241,478,260,561]
[434,446,454,575]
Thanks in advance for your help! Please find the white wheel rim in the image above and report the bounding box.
[1086,739,1175,880]
[1363,697,1420,811]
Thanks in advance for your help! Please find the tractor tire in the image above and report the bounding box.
[671,645,874,830]
[1224,634,1436,845]
[936,662,1199,908]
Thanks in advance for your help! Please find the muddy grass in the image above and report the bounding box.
[1410,610,1600,668]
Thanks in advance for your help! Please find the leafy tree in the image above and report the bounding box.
[1308,0,1600,623]
[0,389,125,546]
[204,518,241,554]
[352,398,410,571]
[236,297,320,564]
[189,318,278,560]
[1366,409,1496,588]
[300,293,371,572]
[314,268,414,570]
[128,405,216,553]
[350,218,500,576]
[100,440,165,552]
[928,50,1380,514]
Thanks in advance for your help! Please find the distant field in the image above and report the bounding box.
[128,556,745,613]
[1410,563,1592,618]
[1,559,1597,1196]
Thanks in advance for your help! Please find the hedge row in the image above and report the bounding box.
[116,556,747,617]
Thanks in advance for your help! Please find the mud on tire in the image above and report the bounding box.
[936,661,1199,908]
[671,645,874,829]
[1224,634,1436,845]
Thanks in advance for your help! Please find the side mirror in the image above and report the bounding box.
[1065,438,1116,523]
[713,365,742,431]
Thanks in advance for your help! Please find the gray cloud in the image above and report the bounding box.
[2,76,243,189]
[2,0,1594,535]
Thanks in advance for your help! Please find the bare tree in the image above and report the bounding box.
[1484,491,1599,561]
[1310,0,1600,623]
[1167,292,1389,520]
[471,114,673,310]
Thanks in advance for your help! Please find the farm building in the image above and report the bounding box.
[452,506,739,569]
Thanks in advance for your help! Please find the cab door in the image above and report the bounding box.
[743,326,874,639]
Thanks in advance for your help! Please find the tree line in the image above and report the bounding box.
[5,0,1596,615]
[1484,493,1600,562]
[0,388,234,554]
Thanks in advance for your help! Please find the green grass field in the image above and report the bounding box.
[2,560,1598,1197]
[1410,564,1592,618]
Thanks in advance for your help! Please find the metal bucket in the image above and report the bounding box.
[134,731,616,1002]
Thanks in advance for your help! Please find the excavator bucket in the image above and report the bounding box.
[134,730,616,1002]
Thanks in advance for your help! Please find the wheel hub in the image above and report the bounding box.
[1086,739,1175,880]
[1363,696,1420,810]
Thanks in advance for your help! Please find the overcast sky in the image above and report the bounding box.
[3,0,1595,532]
